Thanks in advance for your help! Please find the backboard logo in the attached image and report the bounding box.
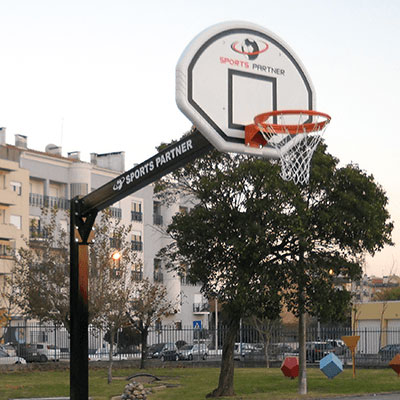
[113,177,125,191]
[231,38,268,60]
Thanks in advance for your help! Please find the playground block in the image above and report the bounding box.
[320,352,343,379]
[281,356,299,379]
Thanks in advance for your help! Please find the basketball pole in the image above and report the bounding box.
[69,130,212,400]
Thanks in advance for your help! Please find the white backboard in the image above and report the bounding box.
[176,21,316,159]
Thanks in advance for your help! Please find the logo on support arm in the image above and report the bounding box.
[112,139,194,192]
[113,177,125,191]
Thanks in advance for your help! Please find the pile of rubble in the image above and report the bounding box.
[120,381,152,400]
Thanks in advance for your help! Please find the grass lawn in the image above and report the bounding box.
[0,367,400,400]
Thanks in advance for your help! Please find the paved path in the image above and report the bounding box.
[319,394,400,400]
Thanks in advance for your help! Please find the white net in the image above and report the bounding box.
[257,111,330,185]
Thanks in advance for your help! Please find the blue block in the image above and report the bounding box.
[319,352,343,379]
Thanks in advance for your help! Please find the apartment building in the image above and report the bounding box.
[0,127,210,330]
[0,150,30,322]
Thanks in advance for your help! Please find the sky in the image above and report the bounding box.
[0,0,399,277]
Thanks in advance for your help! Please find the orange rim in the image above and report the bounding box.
[254,110,331,134]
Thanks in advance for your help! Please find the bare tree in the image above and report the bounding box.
[250,316,281,368]
[9,207,70,328]
[89,210,140,383]
[126,278,178,369]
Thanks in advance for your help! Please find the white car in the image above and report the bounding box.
[89,349,128,362]
[0,348,26,365]
[34,343,61,362]
[178,343,208,360]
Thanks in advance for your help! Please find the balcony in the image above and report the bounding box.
[0,188,17,206]
[180,276,198,286]
[29,226,48,240]
[131,240,143,251]
[0,241,15,259]
[131,211,143,222]
[153,214,163,225]
[193,302,210,314]
[0,223,20,239]
[131,270,143,281]
[29,193,70,210]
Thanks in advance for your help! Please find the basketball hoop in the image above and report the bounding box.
[245,110,331,185]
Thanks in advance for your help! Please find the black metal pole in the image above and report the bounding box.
[68,129,213,399]
[70,198,89,400]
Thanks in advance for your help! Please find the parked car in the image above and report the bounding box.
[178,343,208,360]
[146,343,178,361]
[17,343,60,362]
[0,348,26,365]
[293,342,334,363]
[268,343,294,361]
[234,343,258,360]
[0,343,17,357]
[326,339,346,356]
[378,344,400,361]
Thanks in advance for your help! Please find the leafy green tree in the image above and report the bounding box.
[158,142,393,397]
[374,287,400,301]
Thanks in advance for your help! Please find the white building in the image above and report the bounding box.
[0,128,210,330]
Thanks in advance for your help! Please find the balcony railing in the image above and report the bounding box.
[180,276,198,286]
[193,302,210,313]
[131,211,143,222]
[153,214,163,225]
[131,241,143,251]
[110,207,122,219]
[131,270,143,281]
[29,193,70,210]
[29,226,48,240]
[0,241,15,258]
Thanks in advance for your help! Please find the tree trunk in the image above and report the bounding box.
[140,325,148,370]
[206,317,239,398]
[298,311,307,395]
[264,334,270,368]
[107,329,115,384]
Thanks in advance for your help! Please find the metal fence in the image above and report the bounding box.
[2,322,400,365]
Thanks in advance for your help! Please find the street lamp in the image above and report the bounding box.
[112,251,121,261]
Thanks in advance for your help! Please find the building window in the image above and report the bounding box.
[131,201,143,222]
[29,217,47,239]
[131,266,143,281]
[110,207,122,219]
[10,215,21,230]
[60,220,68,233]
[0,240,15,258]
[131,233,143,251]
[10,181,22,195]
[109,237,121,249]
[175,321,182,330]
[155,320,162,331]
[153,201,163,225]
[153,258,163,283]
